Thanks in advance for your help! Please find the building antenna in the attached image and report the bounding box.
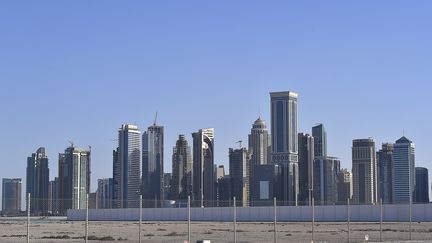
[153,111,158,126]
[68,140,74,148]
[258,106,261,119]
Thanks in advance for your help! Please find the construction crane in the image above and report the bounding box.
[236,140,243,149]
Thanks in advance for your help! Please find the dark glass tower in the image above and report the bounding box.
[414,167,429,203]
[142,124,164,204]
[270,91,299,205]
[312,124,327,158]
[298,133,314,205]
[171,135,192,201]
[192,128,215,207]
[26,147,49,215]
[229,147,251,207]
[377,143,393,204]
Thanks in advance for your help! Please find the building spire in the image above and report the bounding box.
[153,111,158,126]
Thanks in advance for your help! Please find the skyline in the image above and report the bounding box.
[1,1,431,203]
[1,88,430,201]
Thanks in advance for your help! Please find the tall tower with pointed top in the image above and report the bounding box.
[248,117,271,182]
[26,147,49,214]
[392,136,415,204]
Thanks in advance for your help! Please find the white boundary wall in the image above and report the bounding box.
[68,204,432,222]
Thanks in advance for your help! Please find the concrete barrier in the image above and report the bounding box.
[67,204,432,222]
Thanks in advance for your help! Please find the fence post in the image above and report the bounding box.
[139,194,142,243]
[274,197,277,243]
[188,196,191,243]
[380,198,383,242]
[85,193,89,243]
[27,193,30,243]
[347,198,350,243]
[312,197,315,243]
[409,198,412,240]
[233,196,237,243]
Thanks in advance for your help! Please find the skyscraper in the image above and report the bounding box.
[192,128,215,207]
[250,163,282,206]
[313,156,340,205]
[312,124,327,158]
[97,178,113,209]
[338,169,352,204]
[163,173,172,201]
[270,91,299,204]
[216,174,232,207]
[352,138,377,205]
[1,178,22,215]
[229,147,251,207]
[248,117,271,181]
[57,153,66,212]
[142,124,164,204]
[377,143,394,204]
[171,135,192,201]
[117,124,141,208]
[58,145,91,211]
[26,147,49,214]
[414,167,429,203]
[112,147,120,208]
[392,136,415,204]
[298,133,314,205]
[48,177,59,214]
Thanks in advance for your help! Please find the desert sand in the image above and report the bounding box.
[1,217,432,242]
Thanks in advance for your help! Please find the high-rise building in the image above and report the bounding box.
[270,91,299,205]
[117,124,141,208]
[313,156,340,205]
[352,138,377,205]
[414,167,429,203]
[58,145,91,212]
[26,147,49,214]
[97,178,113,209]
[192,128,215,207]
[338,169,352,204]
[142,124,164,204]
[250,164,282,206]
[392,136,415,204]
[1,178,22,215]
[229,147,251,207]
[216,175,232,207]
[88,193,97,209]
[377,143,394,204]
[312,124,327,158]
[163,173,172,201]
[112,147,120,208]
[248,117,271,182]
[171,135,192,201]
[298,133,314,205]
[48,177,59,214]
[216,165,225,181]
[57,153,66,212]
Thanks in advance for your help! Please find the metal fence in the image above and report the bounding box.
[1,194,432,242]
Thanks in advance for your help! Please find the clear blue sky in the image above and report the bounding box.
[1,1,431,206]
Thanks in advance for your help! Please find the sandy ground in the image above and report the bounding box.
[1,217,432,242]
